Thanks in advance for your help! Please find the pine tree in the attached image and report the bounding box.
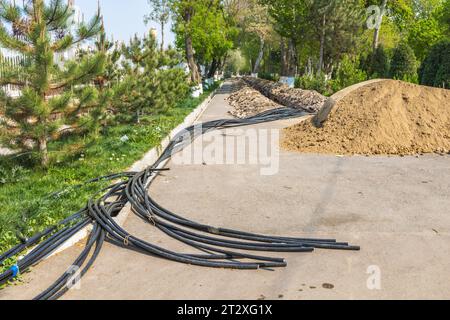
[116,33,188,123]
[76,24,122,138]
[308,0,365,73]
[0,0,105,167]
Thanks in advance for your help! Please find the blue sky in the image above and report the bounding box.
[76,0,175,45]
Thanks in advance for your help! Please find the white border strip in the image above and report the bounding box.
[44,85,220,258]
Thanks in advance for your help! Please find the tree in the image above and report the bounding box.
[77,24,122,138]
[411,0,443,18]
[116,34,189,123]
[224,49,248,75]
[308,0,365,73]
[370,0,387,51]
[438,0,450,36]
[0,0,104,167]
[408,18,444,61]
[263,0,365,75]
[170,0,203,84]
[405,1,447,61]
[368,44,390,77]
[364,1,448,62]
[419,40,450,88]
[365,0,415,49]
[237,31,265,73]
[172,0,236,82]
[261,0,309,76]
[389,42,417,80]
[145,0,171,51]
[233,0,271,74]
[373,44,390,77]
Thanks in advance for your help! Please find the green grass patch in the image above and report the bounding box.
[0,84,219,273]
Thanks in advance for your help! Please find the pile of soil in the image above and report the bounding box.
[227,80,282,118]
[243,77,326,113]
[282,80,450,156]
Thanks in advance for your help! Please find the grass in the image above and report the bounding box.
[0,83,219,272]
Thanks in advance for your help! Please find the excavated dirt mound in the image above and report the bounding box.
[227,80,282,118]
[243,77,326,113]
[283,80,450,156]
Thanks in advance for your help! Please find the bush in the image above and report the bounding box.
[371,45,390,78]
[331,55,367,91]
[389,42,418,80]
[419,40,450,88]
[296,55,367,96]
[360,45,390,78]
[295,72,332,96]
[258,72,280,82]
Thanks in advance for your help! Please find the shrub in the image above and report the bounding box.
[295,72,332,96]
[258,72,280,82]
[296,55,367,96]
[332,55,367,91]
[360,45,390,78]
[419,40,450,88]
[371,45,390,78]
[389,42,418,80]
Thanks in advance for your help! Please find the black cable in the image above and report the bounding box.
[0,107,360,300]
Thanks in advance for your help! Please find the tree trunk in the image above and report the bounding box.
[281,37,296,77]
[160,20,165,52]
[219,53,228,72]
[318,13,326,73]
[307,57,312,76]
[287,39,296,76]
[196,61,202,78]
[38,136,49,168]
[373,0,387,51]
[253,35,265,74]
[266,45,271,73]
[136,109,141,124]
[208,58,218,78]
[280,38,288,76]
[185,35,201,84]
[183,8,201,85]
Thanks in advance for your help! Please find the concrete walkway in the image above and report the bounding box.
[1,82,449,300]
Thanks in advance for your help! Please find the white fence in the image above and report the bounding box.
[0,48,24,97]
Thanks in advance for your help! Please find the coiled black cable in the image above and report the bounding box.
[0,107,360,300]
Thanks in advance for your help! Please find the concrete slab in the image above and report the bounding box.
[1,82,449,300]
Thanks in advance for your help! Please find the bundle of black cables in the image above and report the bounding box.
[0,107,360,300]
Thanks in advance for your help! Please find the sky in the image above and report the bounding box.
[76,0,175,46]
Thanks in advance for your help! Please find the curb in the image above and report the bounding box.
[45,85,221,259]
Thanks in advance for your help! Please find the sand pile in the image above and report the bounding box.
[227,80,282,118]
[243,77,326,113]
[283,80,450,156]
